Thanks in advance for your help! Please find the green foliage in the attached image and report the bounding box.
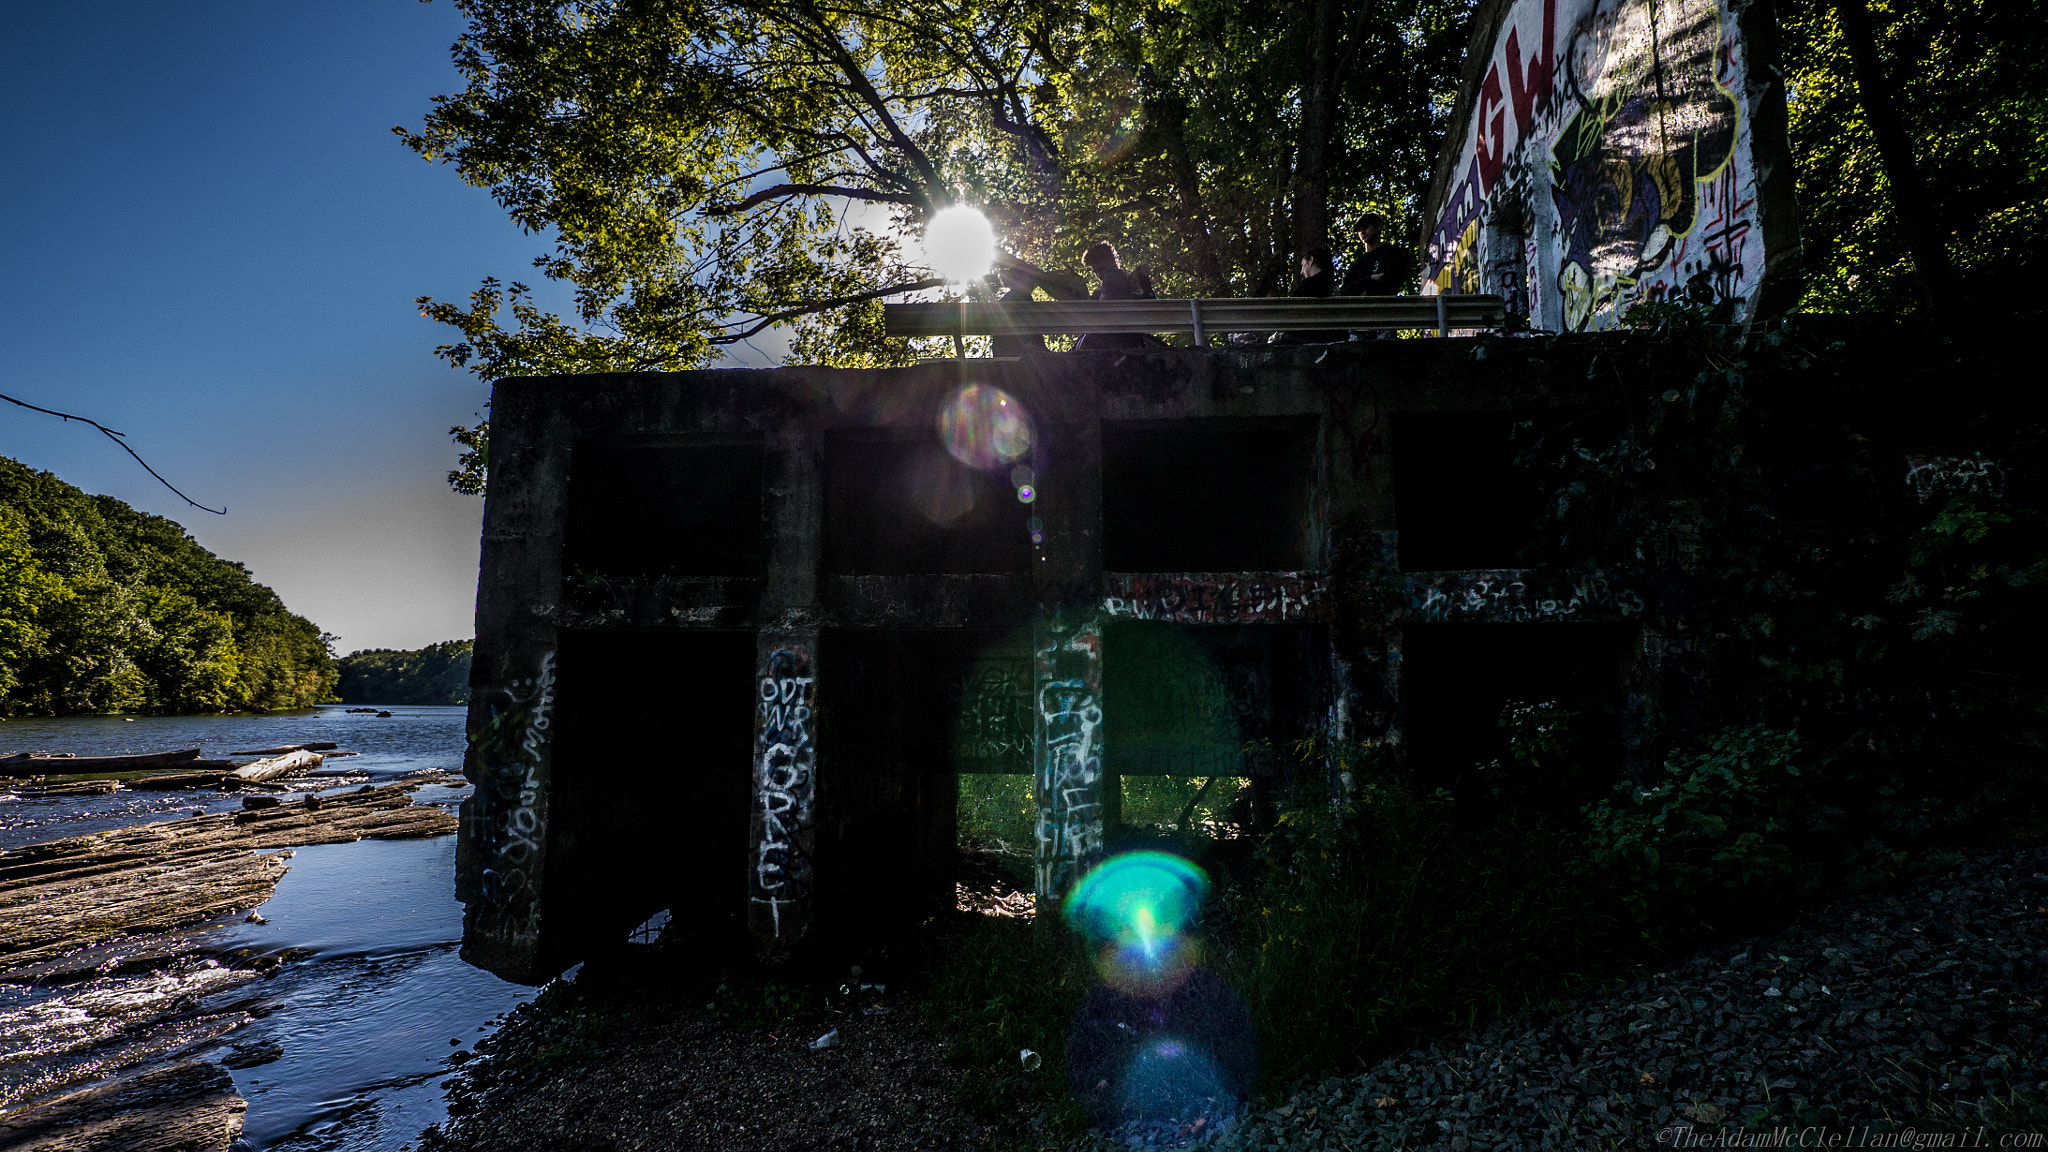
[1780,0,2048,315]
[0,456,337,717]
[338,639,475,706]
[922,909,1096,1137]
[1217,760,1627,1086]
[1583,727,1807,924]
[958,773,1036,851]
[1514,319,2048,872]
[405,0,1473,488]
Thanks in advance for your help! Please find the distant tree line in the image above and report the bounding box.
[0,456,337,716]
[337,640,473,706]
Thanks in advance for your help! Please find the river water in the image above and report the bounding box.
[0,706,537,1151]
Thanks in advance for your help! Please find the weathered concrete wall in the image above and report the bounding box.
[459,341,1640,983]
[1419,0,1801,330]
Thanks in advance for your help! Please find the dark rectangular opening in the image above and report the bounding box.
[1390,411,1555,571]
[565,437,764,578]
[1103,621,1323,779]
[1103,419,1315,572]
[816,630,1023,950]
[823,432,1032,575]
[1399,622,1633,812]
[542,629,757,968]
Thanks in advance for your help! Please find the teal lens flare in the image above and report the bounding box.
[1062,851,1209,994]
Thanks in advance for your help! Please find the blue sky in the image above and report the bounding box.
[0,2,582,653]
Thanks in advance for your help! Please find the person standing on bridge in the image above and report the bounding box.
[1275,245,1347,344]
[1341,214,1412,297]
[1075,241,1156,351]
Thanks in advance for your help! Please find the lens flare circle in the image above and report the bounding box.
[938,384,1033,471]
[1064,851,1210,994]
[922,205,997,283]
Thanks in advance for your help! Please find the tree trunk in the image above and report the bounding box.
[1293,0,1348,262]
[1151,95,1227,294]
[1833,0,1949,315]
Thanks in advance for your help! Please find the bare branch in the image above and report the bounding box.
[708,183,924,216]
[712,278,945,342]
[0,392,227,515]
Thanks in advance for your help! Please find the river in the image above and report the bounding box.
[0,706,537,1151]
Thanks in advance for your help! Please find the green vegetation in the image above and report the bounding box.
[337,639,474,705]
[0,455,336,716]
[1780,0,2047,317]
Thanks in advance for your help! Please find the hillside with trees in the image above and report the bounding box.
[337,640,473,705]
[0,456,337,715]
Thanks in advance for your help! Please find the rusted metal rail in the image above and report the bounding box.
[883,294,1506,343]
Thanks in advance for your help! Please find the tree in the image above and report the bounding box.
[1778,0,2048,316]
[404,0,1474,489]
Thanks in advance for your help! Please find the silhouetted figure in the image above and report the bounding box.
[1342,214,1411,297]
[1076,241,1156,351]
[1274,245,1346,344]
[990,269,1047,358]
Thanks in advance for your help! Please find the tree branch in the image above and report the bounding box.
[707,183,924,216]
[712,277,946,342]
[0,392,226,515]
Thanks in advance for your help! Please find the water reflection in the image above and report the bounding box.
[0,707,535,1150]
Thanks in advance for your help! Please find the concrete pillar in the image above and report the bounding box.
[749,632,817,944]
[749,418,823,950]
[1033,613,1108,904]
[460,380,570,984]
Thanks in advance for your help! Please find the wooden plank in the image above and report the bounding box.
[0,749,203,778]
[882,295,1505,336]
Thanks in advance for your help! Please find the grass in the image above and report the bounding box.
[936,770,1639,1101]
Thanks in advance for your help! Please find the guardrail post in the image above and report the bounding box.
[1189,299,1206,347]
[1435,294,1447,337]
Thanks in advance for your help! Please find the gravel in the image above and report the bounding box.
[421,841,2048,1151]
[1213,842,2048,1151]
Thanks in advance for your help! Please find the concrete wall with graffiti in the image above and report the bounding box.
[1420,0,1799,330]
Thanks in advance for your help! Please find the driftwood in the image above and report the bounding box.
[6,781,118,798]
[227,750,322,783]
[0,749,203,778]
[0,779,459,973]
[224,742,338,756]
[123,772,230,791]
[0,1059,245,1151]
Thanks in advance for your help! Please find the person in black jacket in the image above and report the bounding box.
[1275,245,1347,344]
[1075,241,1155,351]
[1341,214,1411,297]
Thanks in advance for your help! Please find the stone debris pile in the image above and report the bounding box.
[1215,844,2048,1151]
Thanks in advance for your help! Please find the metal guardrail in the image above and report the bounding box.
[883,295,1506,343]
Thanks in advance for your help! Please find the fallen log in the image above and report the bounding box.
[228,750,323,783]
[225,742,339,756]
[0,778,459,972]
[0,1059,246,1150]
[124,770,231,791]
[7,781,119,798]
[0,749,203,778]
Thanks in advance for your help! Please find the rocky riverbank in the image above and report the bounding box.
[420,840,2048,1152]
[1219,841,2048,1152]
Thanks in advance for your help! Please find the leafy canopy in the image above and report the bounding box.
[403,0,1474,490]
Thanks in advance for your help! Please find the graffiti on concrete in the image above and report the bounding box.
[1408,570,1645,622]
[752,648,815,939]
[1034,619,1105,901]
[471,650,556,937]
[1102,574,1331,624]
[1425,0,1769,331]
[1906,455,2005,504]
[955,660,1034,772]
